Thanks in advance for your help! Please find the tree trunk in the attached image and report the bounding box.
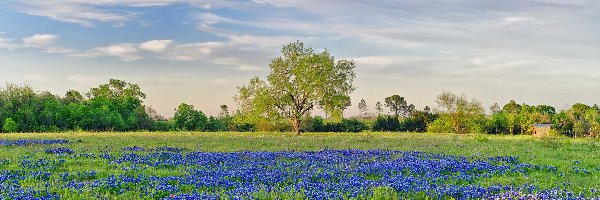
[292,117,301,136]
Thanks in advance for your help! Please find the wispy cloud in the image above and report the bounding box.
[139,40,173,52]
[22,34,57,47]
[75,43,141,61]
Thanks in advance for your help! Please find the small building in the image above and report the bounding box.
[532,124,553,137]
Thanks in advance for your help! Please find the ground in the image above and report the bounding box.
[0,132,599,199]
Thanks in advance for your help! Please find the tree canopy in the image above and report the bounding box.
[235,41,356,135]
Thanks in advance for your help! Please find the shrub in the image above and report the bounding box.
[301,116,325,132]
[372,116,401,132]
[427,117,454,133]
[2,118,18,133]
[338,118,369,132]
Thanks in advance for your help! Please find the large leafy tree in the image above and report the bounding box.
[236,41,356,135]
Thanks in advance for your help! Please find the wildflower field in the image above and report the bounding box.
[0,132,599,199]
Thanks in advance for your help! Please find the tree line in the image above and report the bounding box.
[1,79,598,137]
[2,40,598,137]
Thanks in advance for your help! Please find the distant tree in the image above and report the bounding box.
[173,103,208,131]
[235,41,356,135]
[3,117,18,133]
[219,105,230,118]
[432,91,484,134]
[490,103,501,115]
[63,90,84,104]
[86,79,146,101]
[375,102,383,116]
[502,100,521,114]
[358,99,368,122]
[424,106,431,113]
[145,106,166,121]
[384,95,414,118]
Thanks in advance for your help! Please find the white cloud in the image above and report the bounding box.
[213,57,263,71]
[161,42,219,61]
[139,40,173,52]
[0,37,19,49]
[22,34,58,47]
[4,1,260,27]
[76,43,141,61]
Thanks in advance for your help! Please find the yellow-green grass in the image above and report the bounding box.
[1,131,599,197]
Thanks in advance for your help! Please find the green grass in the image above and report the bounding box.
[1,131,599,198]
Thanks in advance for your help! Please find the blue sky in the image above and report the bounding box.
[1,0,599,117]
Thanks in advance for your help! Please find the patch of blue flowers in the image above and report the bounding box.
[1,147,598,199]
[123,146,146,151]
[45,147,75,155]
[91,150,597,199]
[0,139,69,146]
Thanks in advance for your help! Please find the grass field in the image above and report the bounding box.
[1,132,599,199]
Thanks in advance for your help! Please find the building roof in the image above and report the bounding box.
[532,124,553,127]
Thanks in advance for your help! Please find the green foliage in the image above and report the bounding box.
[402,111,439,132]
[384,95,414,118]
[434,91,484,134]
[2,117,18,132]
[173,103,208,131]
[301,116,326,132]
[0,80,156,133]
[372,116,401,132]
[235,41,357,135]
[299,116,368,132]
[427,117,454,133]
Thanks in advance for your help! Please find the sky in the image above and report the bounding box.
[1,0,599,118]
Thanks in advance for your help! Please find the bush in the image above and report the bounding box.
[255,120,291,132]
[2,118,18,133]
[338,119,369,132]
[401,111,439,132]
[231,122,254,132]
[427,117,454,133]
[301,117,368,133]
[151,120,175,132]
[301,116,325,132]
[206,117,231,132]
[372,116,401,132]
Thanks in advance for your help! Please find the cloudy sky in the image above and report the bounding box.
[1,0,599,117]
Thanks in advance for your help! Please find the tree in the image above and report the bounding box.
[173,103,208,131]
[145,106,166,121]
[235,41,356,135]
[375,102,383,116]
[384,95,414,118]
[219,105,229,118]
[3,117,18,133]
[433,91,484,134]
[490,103,501,114]
[63,90,84,104]
[358,99,368,122]
[234,77,277,125]
[86,79,146,101]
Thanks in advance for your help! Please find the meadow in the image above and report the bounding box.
[0,132,599,199]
